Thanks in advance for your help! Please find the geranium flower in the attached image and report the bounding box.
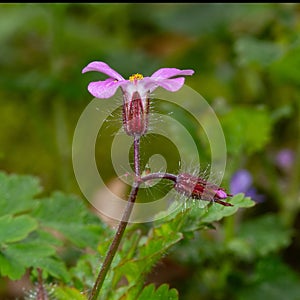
[82,61,194,136]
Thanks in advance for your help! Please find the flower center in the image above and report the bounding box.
[129,73,144,82]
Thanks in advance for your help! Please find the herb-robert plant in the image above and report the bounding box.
[82,61,232,299]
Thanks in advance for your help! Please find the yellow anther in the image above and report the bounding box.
[129,73,144,81]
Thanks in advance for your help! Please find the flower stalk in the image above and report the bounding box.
[88,182,139,300]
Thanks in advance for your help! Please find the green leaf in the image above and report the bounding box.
[33,191,107,248]
[70,253,100,290]
[0,172,42,216]
[0,251,26,280]
[31,229,64,248]
[227,214,292,260]
[32,257,71,283]
[199,194,255,223]
[220,107,272,155]
[0,239,68,281]
[119,229,142,260]
[33,192,92,224]
[4,241,56,265]
[161,194,254,239]
[53,286,88,300]
[138,283,178,300]
[0,214,38,244]
[151,194,255,268]
[108,224,183,299]
[0,235,69,281]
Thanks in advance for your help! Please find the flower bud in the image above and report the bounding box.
[174,173,233,206]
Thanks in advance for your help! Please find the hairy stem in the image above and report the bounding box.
[89,136,142,300]
[134,136,140,177]
[141,172,177,183]
[88,183,139,300]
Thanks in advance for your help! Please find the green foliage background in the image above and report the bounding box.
[0,3,299,300]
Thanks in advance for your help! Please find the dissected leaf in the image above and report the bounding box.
[199,194,254,223]
[32,257,71,283]
[0,239,67,281]
[0,214,38,244]
[120,229,142,260]
[70,253,100,290]
[115,230,182,284]
[154,194,254,235]
[32,191,108,248]
[31,229,64,248]
[0,172,106,282]
[138,283,178,300]
[0,251,26,280]
[0,172,41,216]
[110,227,182,299]
[4,240,56,265]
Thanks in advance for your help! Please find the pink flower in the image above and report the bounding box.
[82,61,194,99]
[82,61,194,136]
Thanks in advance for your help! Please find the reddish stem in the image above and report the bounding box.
[89,136,142,300]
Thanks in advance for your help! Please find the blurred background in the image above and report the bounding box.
[0,3,299,299]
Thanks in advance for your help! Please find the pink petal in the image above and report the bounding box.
[215,189,228,199]
[150,68,194,80]
[144,77,186,92]
[87,78,122,98]
[82,61,124,81]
